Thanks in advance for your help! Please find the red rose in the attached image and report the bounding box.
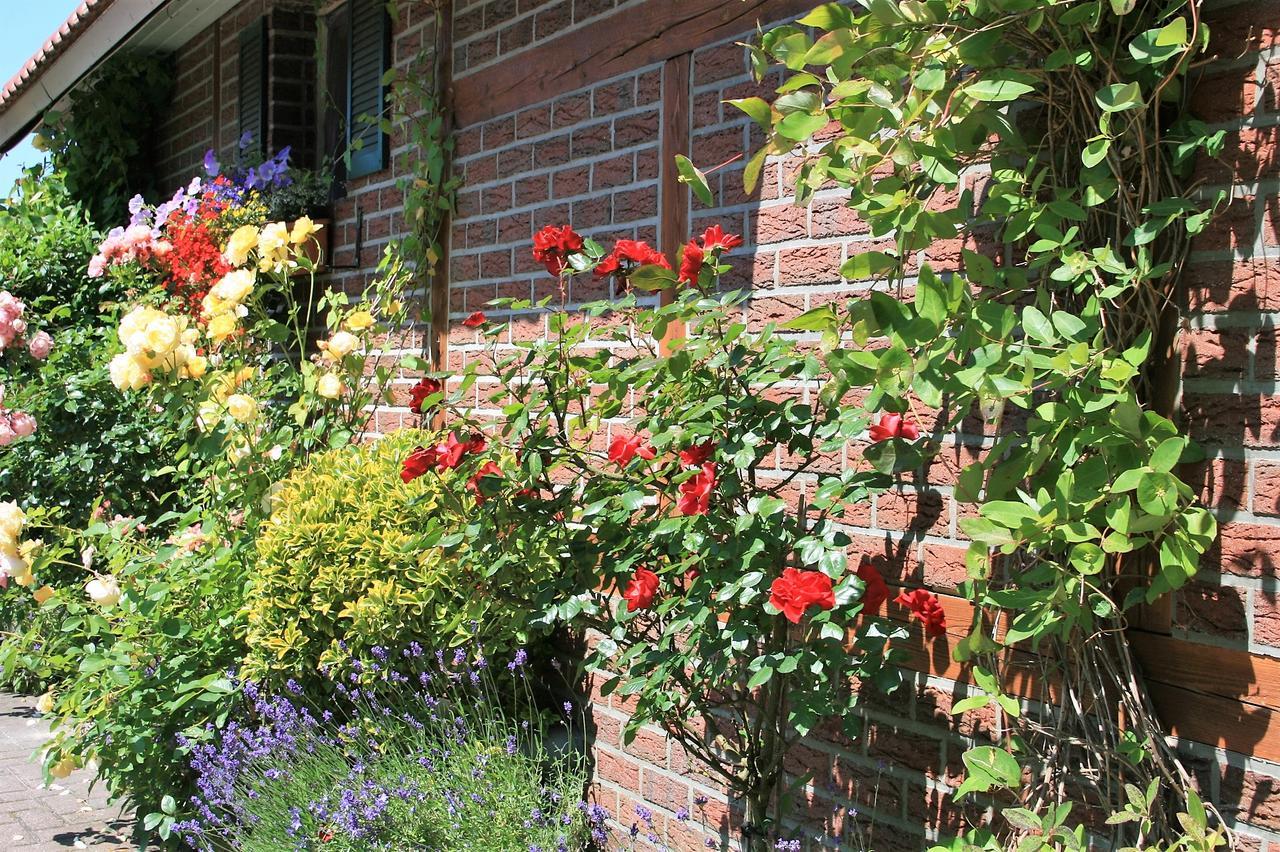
[608,433,656,467]
[769,568,836,623]
[462,311,487,328]
[594,239,671,278]
[431,432,481,470]
[678,239,704,284]
[895,588,946,637]
[676,462,716,516]
[623,567,660,612]
[856,560,889,613]
[466,432,489,454]
[532,224,585,276]
[678,440,715,467]
[409,377,443,414]
[401,446,435,483]
[467,460,504,504]
[868,412,920,442]
[699,224,743,253]
[684,567,700,584]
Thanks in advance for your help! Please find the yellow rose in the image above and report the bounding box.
[48,756,76,779]
[316,373,344,399]
[32,585,54,606]
[109,353,150,391]
[226,393,259,423]
[142,315,180,356]
[211,269,256,305]
[257,222,290,271]
[345,311,374,332]
[290,216,322,245]
[207,312,239,345]
[211,367,254,402]
[7,553,34,587]
[184,354,208,379]
[35,691,54,713]
[225,225,260,266]
[0,500,24,547]
[86,576,121,608]
[325,330,359,360]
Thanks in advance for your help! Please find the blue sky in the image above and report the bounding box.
[0,2,85,192]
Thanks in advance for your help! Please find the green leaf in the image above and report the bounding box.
[796,3,856,29]
[1149,436,1186,473]
[777,111,829,141]
[629,264,679,291]
[841,251,897,280]
[675,155,714,206]
[1096,82,1143,112]
[727,97,772,128]
[747,666,774,689]
[1022,306,1056,344]
[1082,138,1111,168]
[966,74,1036,102]
[784,305,840,332]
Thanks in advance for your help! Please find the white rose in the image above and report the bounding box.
[86,576,121,608]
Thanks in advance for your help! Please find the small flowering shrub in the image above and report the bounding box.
[177,648,594,852]
[245,429,549,683]
[14,507,251,841]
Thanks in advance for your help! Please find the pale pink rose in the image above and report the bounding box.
[0,421,14,446]
[10,412,35,437]
[27,331,52,360]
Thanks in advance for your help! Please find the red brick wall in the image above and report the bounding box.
[144,0,1280,847]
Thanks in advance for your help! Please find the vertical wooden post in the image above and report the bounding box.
[430,0,454,373]
[658,51,691,355]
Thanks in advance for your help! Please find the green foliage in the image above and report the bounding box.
[0,321,185,525]
[26,509,248,842]
[43,52,175,225]
[245,429,544,683]
[0,165,113,317]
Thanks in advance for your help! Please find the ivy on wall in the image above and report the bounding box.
[40,53,176,226]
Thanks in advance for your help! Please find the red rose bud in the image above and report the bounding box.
[608,433,656,467]
[769,568,836,624]
[409,377,443,414]
[532,224,585,276]
[677,239,704,284]
[868,411,920,442]
[467,461,504,505]
[623,567,660,612]
[676,463,716,516]
[462,311,487,328]
[895,588,946,637]
[699,224,743,253]
[678,440,715,467]
[856,560,889,613]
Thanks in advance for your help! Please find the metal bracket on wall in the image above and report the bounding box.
[327,205,365,270]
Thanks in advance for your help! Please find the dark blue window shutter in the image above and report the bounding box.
[238,17,267,152]
[346,0,389,178]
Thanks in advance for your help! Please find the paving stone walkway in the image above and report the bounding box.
[0,693,136,850]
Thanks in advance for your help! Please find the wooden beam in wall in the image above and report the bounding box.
[658,51,691,355]
[452,0,817,128]
[431,0,454,373]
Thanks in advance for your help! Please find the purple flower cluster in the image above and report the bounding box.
[175,645,593,851]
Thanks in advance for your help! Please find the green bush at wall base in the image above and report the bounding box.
[245,428,540,683]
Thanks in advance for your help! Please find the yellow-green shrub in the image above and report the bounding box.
[244,429,535,681]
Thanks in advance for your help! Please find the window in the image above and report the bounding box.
[322,0,390,181]
[238,17,267,151]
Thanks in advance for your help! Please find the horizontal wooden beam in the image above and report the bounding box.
[452,0,817,128]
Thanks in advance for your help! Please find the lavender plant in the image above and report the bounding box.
[176,646,600,852]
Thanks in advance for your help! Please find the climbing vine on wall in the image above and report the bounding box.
[40,53,175,226]
[735,0,1226,845]
[385,0,461,363]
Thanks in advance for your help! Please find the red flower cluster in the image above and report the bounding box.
[769,568,836,623]
[609,433,656,466]
[161,216,232,317]
[868,412,920,442]
[532,224,585,276]
[400,432,488,483]
[678,440,715,467]
[678,225,743,284]
[467,460,504,505]
[896,588,946,637]
[409,377,443,415]
[676,463,716,516]
[594,239,671,278]
[623,567,660,612]
[856,560,889,613]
